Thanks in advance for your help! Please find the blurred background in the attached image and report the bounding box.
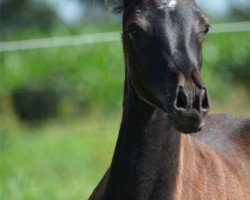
[0,0,249,199]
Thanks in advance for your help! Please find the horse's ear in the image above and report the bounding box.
[122,0,130,8]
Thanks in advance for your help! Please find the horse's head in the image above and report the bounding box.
[122,0,210,133]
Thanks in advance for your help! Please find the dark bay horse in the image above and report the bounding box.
[89,0,250,199]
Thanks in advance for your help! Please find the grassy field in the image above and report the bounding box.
[0,115,120,200]
[1,93,250,200]
[1,31,250,115]
[1,28,250,200]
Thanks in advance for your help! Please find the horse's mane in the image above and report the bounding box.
[104,0,124,13]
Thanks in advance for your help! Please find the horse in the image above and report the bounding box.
[89,0,250,199]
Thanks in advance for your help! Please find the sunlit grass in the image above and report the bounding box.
[210,86,250,116]
[0,115,120,200]
[1,92,249,199]
[0,27,249,200]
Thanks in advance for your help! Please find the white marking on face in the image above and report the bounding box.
[157,0,178,11]
[167,0,177,10]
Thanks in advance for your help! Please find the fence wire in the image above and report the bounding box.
[0,21,250,52]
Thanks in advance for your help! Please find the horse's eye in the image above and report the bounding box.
[202,25,210,34]
[128,27,143,41]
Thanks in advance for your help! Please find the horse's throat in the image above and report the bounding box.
[104,84,181,199]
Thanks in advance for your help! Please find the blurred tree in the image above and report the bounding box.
[230,8,250,21]
[229,0,250,20]
[79,0,122,11]
[0,0,58,38]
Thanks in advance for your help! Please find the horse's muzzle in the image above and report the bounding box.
[171,84,210,133]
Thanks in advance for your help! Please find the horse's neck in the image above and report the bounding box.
[104,81,182,200]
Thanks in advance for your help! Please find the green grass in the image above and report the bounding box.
[1,31,250,116]
[1,93,250,200]
[0,115,120,200]
[1,28,250,199]
[1,94,250,200]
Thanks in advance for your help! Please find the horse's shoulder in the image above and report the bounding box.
[195,113,249,138]
[192,113,250,157]
[205,113,250,138]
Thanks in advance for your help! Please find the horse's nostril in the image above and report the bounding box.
[201,89,209,110]
[176,86,188,109]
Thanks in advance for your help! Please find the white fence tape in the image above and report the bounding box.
[0,21,250,52]
[210,21,250,34]
[0,32,120,52]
